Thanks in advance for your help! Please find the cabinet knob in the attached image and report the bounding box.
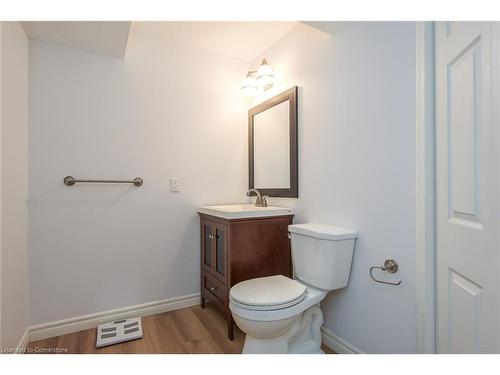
[210,287,217,293]
[208,234,215,239]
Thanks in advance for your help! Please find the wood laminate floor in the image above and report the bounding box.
[27,305,334,354]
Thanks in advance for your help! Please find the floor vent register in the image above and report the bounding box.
[96,317,143,348]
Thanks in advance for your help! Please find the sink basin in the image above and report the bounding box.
[197,204,294,220]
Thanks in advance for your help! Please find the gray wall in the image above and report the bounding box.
[255,22,417,353]
[28,24,248,325]
[1,21,29,349]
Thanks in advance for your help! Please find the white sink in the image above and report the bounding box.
[197,204,294,219]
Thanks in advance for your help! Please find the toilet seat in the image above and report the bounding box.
[230,275,307,310]
[229,281,327,322]
[230,292,307,311]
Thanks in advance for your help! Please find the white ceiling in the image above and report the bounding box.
[301,21,342,35]
[130,22,298,61]
[22,21,298,61]
[22,21,131,58]
[302,21,371,36]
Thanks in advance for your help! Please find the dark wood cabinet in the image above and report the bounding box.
[199,213,294,340]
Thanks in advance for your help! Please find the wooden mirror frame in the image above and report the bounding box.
[248,86,298,198]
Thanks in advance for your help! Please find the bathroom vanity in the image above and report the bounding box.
[197,204,294,340]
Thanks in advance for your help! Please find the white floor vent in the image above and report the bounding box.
[96,317,143,348]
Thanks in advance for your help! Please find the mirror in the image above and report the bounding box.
[248,86,298,197]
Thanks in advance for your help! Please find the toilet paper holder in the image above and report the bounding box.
[369,259,402,286]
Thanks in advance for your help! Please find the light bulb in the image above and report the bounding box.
[242,86,258,95]
[241,71,258,94]
[257,75,273,88]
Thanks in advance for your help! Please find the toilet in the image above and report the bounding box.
[229,223,357,354]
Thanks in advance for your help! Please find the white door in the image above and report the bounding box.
[435,22,500,353]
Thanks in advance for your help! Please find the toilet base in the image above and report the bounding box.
[240,304,324,354]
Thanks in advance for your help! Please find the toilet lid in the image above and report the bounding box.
[230,275,307,308]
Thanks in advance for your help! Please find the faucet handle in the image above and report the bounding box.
[261,196,268,207]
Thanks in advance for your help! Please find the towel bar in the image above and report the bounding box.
[63,176,143,187]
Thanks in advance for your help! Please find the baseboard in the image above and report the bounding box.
[29,293,201,342]
[14,328,30,354]
[321,326,364,354]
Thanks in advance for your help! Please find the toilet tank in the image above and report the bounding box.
[288,223,357,291]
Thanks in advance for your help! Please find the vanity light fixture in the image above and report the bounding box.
[241,59,276,94]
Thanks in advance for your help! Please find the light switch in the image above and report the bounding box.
[171,177,181,192]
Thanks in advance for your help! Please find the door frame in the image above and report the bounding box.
[0,21,3,347]
[415,21,436,354]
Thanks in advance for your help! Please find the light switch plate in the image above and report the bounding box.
[171,177,180,192]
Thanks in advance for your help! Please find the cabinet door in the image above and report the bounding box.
[214,223,227,282]
[201,219,215,272]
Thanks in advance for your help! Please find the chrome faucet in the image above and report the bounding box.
[247,189,268,207]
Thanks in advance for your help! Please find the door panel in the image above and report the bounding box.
[214,223,227,282]
[448,268,483,352]
[202,220,214,271]
[447,39,480,225]
[435,21,500,353]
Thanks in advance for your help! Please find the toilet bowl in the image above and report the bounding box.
[230,275,327,354]
[229,223,357,354]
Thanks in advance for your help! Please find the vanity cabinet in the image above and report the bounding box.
[199,213,294,340]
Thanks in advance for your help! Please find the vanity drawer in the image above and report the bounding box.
[202,271,227,304]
